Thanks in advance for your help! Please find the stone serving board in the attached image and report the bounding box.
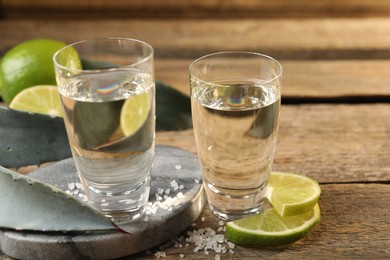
[0,145,205,259]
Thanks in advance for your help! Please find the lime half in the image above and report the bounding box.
[265,172,321,217]
[9,85,63,118]
[0,38,68,104]
[226,204,321,247]
[120,91,150,136]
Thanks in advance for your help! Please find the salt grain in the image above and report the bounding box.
[154,251,166,258]
[227,242,235,249]
[170,180,179,190]
[175,164,183,170]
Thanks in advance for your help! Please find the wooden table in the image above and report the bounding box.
[1,1,390,259]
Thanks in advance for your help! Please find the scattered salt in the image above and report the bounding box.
[218,221,224,226]
[154,251,166,258]
[227,242,235,249]
[201,217,206,222]
[170,180,179,190]
[175,164,183,170]
[195,179,200,184]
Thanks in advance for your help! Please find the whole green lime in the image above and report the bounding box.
[0,38,67,104]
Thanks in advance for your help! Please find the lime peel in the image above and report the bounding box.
[226,204,321,247]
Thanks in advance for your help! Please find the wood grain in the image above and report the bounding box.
[157,104,390,184]
[2,18,390,59]
[3,0,390,18]
[127,184,390,259]
[155,59,390,98]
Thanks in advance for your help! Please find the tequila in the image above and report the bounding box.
[191,81,280,219]
[59,69,155,222]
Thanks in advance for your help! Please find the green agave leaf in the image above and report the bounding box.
[0,80,191,167]
[156,80,192,131]
[0,165,115,231]
[72,99,123,150]
[0,106,71,168]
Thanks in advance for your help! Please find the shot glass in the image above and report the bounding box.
[189,51,282,220]
[53,38,155,223]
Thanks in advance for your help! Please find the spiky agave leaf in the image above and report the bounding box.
[0,166,115,232]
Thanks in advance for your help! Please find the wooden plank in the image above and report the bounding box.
[3,0,390,18]
[157,104,390,184]
[2,18,390,59]
[155,59,390,98]
[127,184,389,259]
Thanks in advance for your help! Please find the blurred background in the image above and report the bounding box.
[3,0,390,99]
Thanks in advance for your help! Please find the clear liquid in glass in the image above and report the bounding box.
[59,68,155,223]
[191,80,280,219]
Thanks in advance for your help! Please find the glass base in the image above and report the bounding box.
[104,206,146,224]
[209,203,263,220]
[204,180,267,220]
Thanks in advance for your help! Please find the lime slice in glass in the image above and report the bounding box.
[120,91,150,136]
[9,85,63,118]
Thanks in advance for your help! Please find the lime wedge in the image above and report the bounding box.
[9,85,63,118]
[265,172,321,217]
[226,204,321,247]
[120,91,150,136]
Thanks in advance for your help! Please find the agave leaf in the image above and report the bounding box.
[0,80,191,167]
[0,106,71,168]
[72,99,124,150]
[156,80,192,131]
[0,165,115,231]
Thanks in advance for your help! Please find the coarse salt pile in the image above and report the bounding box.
[144,179,187,216]
[146,220,235,259]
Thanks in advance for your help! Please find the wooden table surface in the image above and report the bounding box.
[1,1,390,259]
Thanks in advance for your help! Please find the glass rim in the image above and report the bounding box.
[189,51,283,84]
[53,37,154,73]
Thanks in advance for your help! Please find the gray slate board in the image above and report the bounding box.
[0,145,205,259]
